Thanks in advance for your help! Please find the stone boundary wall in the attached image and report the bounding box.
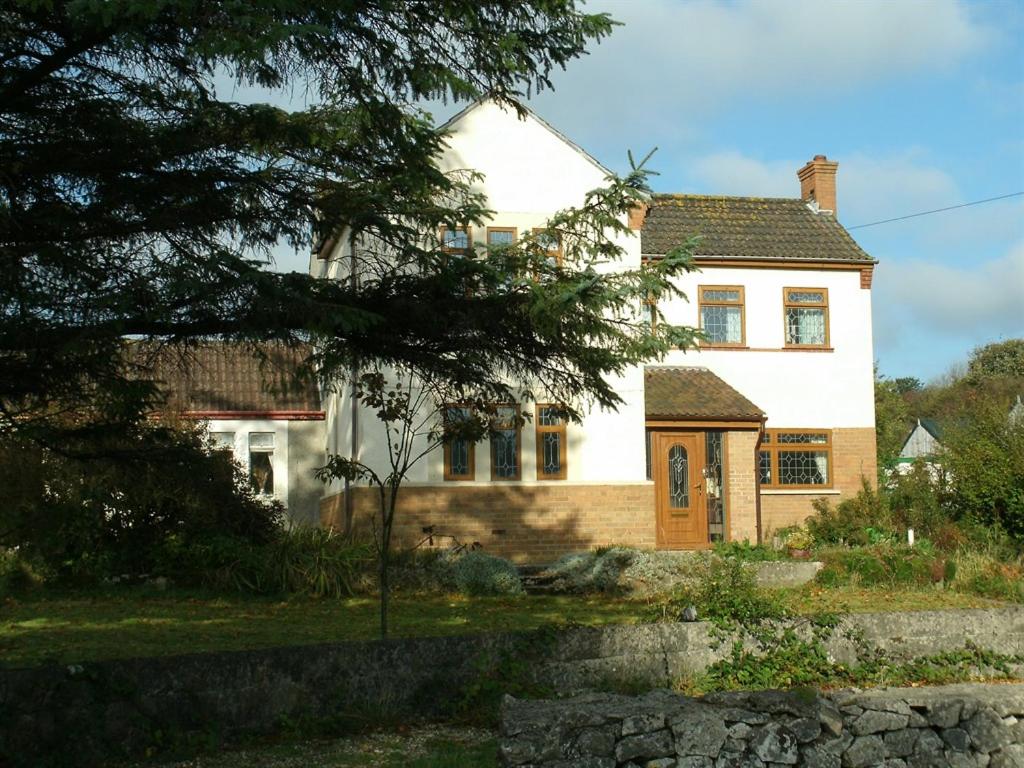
[1,608,1022,766]
[500,684,1024,767]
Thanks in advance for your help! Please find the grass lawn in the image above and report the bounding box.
[0,589,643,668]
[124,727,497,768]
[0,585,1005,669]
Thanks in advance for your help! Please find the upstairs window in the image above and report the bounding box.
[784,287,829,347]
[443,405,475,481]
[699,286,745,346]
[536,404,567,480]
[759,430,832,489]
[532,228,563,266]
[248,432,275,495]
[486,227,517,247]
[440,226,473,257]
[490,405,521,481]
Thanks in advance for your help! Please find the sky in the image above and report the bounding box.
[266,0,1024,384]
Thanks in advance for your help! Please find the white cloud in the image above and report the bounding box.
[876,241,1024,341]
[531,0,989,141]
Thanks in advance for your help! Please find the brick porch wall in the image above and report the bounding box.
[321,483,656,564]
[725,430,759,543]
[760,427,877,536]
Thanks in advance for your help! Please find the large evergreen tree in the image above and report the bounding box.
[1,1,695,449]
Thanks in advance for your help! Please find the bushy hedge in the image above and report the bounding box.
[0,420,282,587]
[445,550,524,597]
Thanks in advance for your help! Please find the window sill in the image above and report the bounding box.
[760,488,840,495]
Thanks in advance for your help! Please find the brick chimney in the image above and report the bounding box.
[797,155,839,214]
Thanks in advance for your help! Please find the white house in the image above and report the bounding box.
[314,100,878,561]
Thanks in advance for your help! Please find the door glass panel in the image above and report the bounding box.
[667,444,689,508]
[705,431,725,542]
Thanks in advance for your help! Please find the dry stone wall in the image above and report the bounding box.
[500,684,1024,768]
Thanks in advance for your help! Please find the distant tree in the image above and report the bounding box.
[967,340,1024,382]
[874,367,912,475]
[943,398,1024,540]
[892,377,923,395]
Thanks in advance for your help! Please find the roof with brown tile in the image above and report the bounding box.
[134,341,321,414]
[641,194,874,263]
[645,366,764,421]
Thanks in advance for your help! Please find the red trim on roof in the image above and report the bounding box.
[183,410,325,421]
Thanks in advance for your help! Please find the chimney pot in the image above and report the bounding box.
[798,155,839,214]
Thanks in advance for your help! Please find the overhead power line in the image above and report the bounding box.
[847,191,1024,230]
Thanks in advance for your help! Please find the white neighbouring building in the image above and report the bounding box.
[310,99,879,562]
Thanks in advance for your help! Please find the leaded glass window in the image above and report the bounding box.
[784,288,829,347]
[535,404,566,480]
[486,228,516,246]
[759,429,831,488]
[532,228,562,265]
[440,226,471,255]
[758,450,773,485]
[699,286,745,345]
[778,450,829,485]
[705,431,726,542]
[443,406,474,480]
[667,444,689,509]
[490,405,521,480]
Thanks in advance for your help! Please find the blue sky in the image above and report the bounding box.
[269,0,1024,383]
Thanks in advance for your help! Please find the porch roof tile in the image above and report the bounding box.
[644,366,764,421]
[133,341,321,414]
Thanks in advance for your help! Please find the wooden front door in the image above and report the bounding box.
[653,431,708,549]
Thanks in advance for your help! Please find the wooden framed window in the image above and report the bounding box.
[248,432,275,496]
[490,404,521,481]
[699,285,745,346]
[644,293,658,331]
[758,429,832,489]
[439,225,473,256]
[532,227,563,266]
[443,405,475,481]
[783,287,829,348]
[486,227,517,247]
[535,404,567,480]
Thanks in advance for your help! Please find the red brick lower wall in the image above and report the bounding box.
[760,427,877,536]
[320,428,877,560]
[321,484,656,564]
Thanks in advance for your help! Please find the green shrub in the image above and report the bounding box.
[650,557,787,627]
[805,482,895,546]
[0,548,48,596]
[0,420,283,585]
[814,545,939,588]
[167,527,374,597]
[943,401,1024,540]
[713,540,786,562]
[950,550,1024,603]
[447,551,523,597]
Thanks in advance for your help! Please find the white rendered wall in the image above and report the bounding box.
[318,100,650,486]
[206,418,291,505]
[656,266,875,428]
